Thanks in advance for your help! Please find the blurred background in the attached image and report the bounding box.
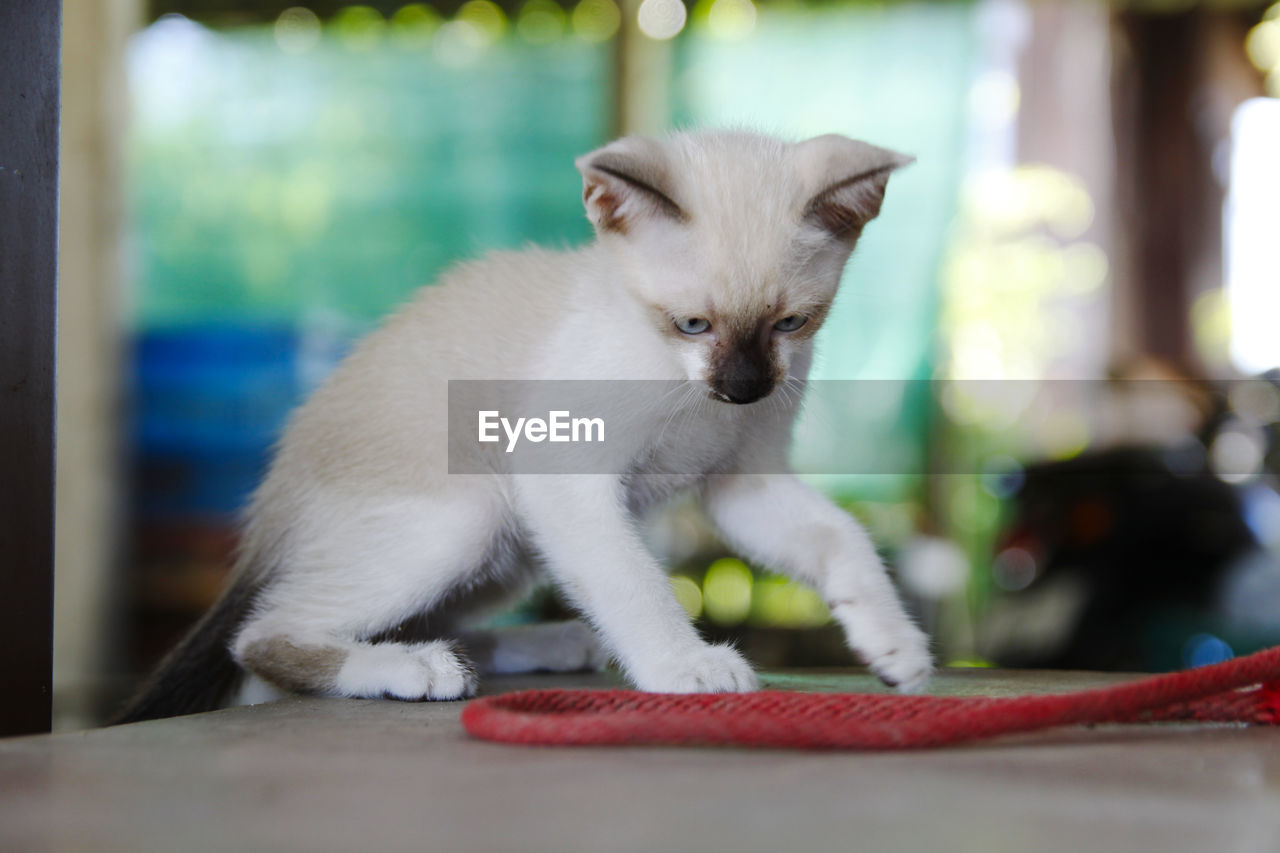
[57,0,1280,728]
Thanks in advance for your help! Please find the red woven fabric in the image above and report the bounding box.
[460,645,1280,750]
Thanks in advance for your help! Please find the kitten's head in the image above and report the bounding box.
[576,130,911,404]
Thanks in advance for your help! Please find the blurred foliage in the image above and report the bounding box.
[935,162,1109,613]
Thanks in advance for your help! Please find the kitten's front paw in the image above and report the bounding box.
[634,644,758,693]
[866,634,932,694]
[833,603,933,694]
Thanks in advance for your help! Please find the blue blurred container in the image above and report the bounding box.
[131,323,348,518]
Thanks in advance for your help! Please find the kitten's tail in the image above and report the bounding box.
[111,573,261,725]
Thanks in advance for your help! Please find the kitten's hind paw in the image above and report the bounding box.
[633,643,758,694]
[339,640,477,701]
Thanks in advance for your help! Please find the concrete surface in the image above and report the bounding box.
[2,669,1278,852]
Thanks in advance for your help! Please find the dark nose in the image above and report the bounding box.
[710,347,773,405]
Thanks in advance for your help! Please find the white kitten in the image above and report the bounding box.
[119,130,931,722]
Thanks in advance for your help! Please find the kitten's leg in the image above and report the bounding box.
[234,627,475,701]
[232,489,508,701]
[702,473,933,693]
[458,620,609,675]
[515,476,757,693]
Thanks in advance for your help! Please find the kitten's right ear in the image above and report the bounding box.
[575,137,687,235]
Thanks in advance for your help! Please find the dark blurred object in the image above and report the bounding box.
[983,419,1280,671]
[983,371,1280,672]
[989,446,1255,669]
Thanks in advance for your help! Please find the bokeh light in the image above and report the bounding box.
[701,558,753,625]
[517,0,567,44]
[1060,242,1108,294]
[1245,16,1280,73]
[992,546,1037,592]
[332,5,386,51]
[274,7,322,54]
[669,575,703,619]
[1183,633,1234,669]
[1229,380,1280,426]
[637,0,687,40]
[1209,424,1266,485]
[897,536,970,600]
[1226,98,1280,373]
[571,0,621,42]
[433,20,485,63]
[390,3,442,49]
[1191,288,1232,372]
[457,0,508,44]
[706,0,756,40]
[749,574,830,627]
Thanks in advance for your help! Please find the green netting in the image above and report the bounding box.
[130,21,609,326]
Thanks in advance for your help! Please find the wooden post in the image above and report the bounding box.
[613,0,673,136]
[0,0,61,737]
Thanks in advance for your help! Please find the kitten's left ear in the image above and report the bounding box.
[797,134,914,241]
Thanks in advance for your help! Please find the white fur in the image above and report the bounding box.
[227,129,932,700]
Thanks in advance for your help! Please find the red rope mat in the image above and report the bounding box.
[461,645,1280,750]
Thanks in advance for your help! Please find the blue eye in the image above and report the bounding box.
[774,315,807,332]
[676,317,711,335]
